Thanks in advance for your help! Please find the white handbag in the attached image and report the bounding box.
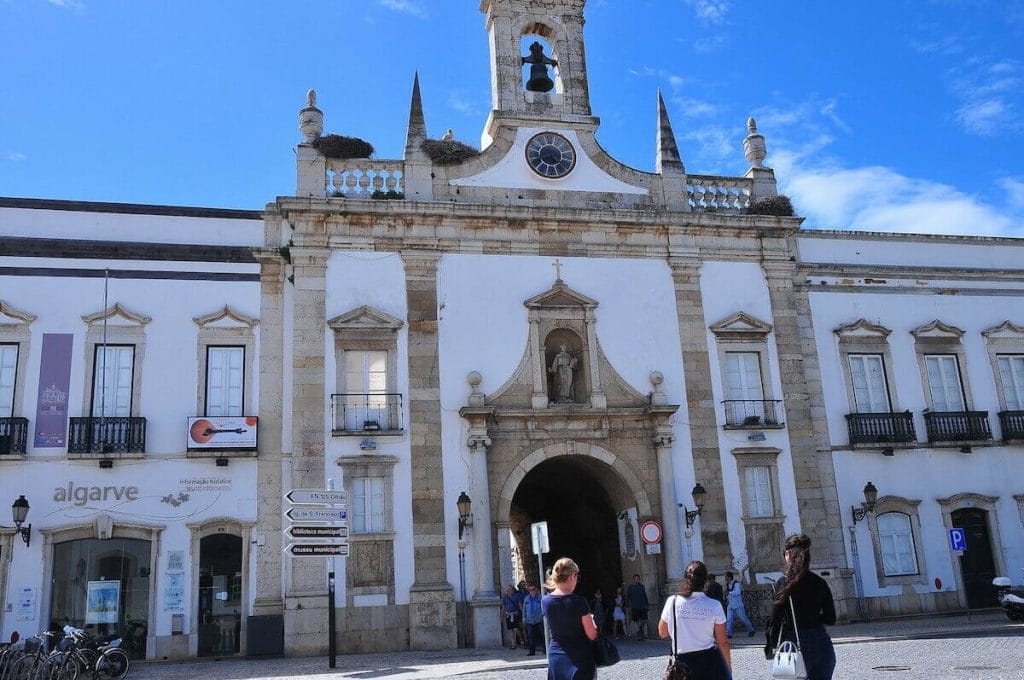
[771,597,807,679]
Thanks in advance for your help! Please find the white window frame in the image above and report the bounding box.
[743,465,774,518]
[867,496,927,587]
[0,343,19,418]
[81,303,149,420]
[0,300,36,422]
[848,353,892,414]
[911,320,973,414]
[344,350,390,431]
[709,312,780,429]
[996,355,1024,411]
[90,344,135,418]
[924,354,967,412]
[351,475,386,534]
[194,306,258,420]
[205,346,245,417]
[876,512,919,576]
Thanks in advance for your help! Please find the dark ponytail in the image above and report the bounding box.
[680,560,708,597]
[775,533,811,604]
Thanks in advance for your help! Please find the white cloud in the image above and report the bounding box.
[446,91,484,116]
[46,0,84,9]
[4,152,27,162]
[946,58,1022,136]
[1002,177,1024,212]
[683,0,729,24]
[377,0,426,18]
[692,35,727,53]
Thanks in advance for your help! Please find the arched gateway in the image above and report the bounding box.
[498,442,655,599]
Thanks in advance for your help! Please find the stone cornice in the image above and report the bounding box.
[799,262,1024,281]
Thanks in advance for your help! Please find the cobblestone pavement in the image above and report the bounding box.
[134,612,1024,680]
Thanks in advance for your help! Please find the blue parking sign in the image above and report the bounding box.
[948,527,967,551]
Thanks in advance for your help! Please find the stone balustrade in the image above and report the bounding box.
[686,175,753,213]
[326,160,405,198]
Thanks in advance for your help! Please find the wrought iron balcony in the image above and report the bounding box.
[68,417,147,454]
[0,417,29,454]
[331,393,403,434]
[998,411,1024,442]
[845,411,917,446]
[722,400,784,428]
[923,411,992,444]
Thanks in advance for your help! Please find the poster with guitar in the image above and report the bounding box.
[186,416,258,449]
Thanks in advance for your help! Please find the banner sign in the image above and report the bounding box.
[86,580,120,624]
[187,416,258,449]
[34,333,74,447]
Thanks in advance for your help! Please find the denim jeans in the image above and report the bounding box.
[726,605,754,635]
[782,625,835,680]
[525,621,544,654]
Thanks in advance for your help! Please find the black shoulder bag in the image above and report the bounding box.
[663,596,690,680]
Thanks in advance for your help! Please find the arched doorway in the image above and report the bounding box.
[508,455,631,603]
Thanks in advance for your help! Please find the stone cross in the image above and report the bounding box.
[552,258,563,281]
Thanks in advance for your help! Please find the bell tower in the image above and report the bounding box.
[481,0,593,125]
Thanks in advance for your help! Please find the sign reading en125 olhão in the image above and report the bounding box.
[286,489,348,505]
[288,525,348,539]
[286,507,348,523]
[289,543,349,557]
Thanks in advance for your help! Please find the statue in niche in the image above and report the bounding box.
[548,344,577,403]
[522,41,557,93]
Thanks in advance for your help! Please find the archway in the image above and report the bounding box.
[509,456,627,604]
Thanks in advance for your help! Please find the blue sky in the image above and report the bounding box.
[1,0,1022,235]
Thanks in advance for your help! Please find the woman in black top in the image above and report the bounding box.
[765,534,837,680]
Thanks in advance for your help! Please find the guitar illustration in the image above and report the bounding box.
[189,419,249,444]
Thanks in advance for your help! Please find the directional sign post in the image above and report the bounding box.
[289,525,349,540]
[286,506,348,523]
[287,489,348,505]
[289,544,349,557]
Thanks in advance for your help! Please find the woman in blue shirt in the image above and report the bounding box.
[542,557,599,680]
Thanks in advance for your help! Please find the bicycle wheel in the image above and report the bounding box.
[93,650,128,680]
[9,656,37,680]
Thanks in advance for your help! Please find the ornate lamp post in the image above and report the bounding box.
[12,495,30,547]
[456,492,472,647]
[681,483,707,528]
[851,482,879,524]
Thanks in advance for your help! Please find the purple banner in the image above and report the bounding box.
[34,333,74,448]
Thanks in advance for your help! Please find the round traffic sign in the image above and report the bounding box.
[640,520,662,545]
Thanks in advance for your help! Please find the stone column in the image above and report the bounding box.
[283,246,330,655]
[495,520,514,592]
[668,258,731,569]
[762,259,846,570]
[653,431,684,581]
[402,252,456,650]
[252,251,286,634]
[468,436,502,647]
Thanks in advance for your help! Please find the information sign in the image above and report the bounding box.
[531,521,550,555]
[286,507,348,522]
[286,489,348,505]
[289,525,349,539]
[948,527,967,552]
[289,543,349,557]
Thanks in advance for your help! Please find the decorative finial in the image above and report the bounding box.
[744,116,767,168]
[299,88,324,143]
[656,89,684,173]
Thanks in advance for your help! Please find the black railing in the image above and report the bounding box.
[998,411,1024,441]
[331,393,403,433]
[846,411,916,445]
[722,400,784,428]
[68,417,147,454]
[0,417,29,454]
[923,411,992,444]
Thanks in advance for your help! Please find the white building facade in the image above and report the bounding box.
[0,0,1022,659]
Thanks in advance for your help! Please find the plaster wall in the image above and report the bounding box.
[799,234,1024,270]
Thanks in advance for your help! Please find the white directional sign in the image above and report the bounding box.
[531,521,550,555]
[289,525,349,539]
[286,507,348,523]
[289,543,349,557]
[286,489,348,505]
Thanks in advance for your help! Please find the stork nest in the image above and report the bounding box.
[746,195,795,217]
[421,139,480,165]
[312,134,374,159]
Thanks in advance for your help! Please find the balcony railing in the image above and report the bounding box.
[331,393,403,434]
[326,160,404,198]
[923,411,992,444]
[687,175,753,214]
[68,417,147,454]
[722,400,784,428]
[0,417,29,454]
[998,411,1024,441]
[846,411,917,446]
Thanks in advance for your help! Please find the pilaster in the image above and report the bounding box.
[402,251,457,649]
[668,258,730,567]
[762,260,845,569]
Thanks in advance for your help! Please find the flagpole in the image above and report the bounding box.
[99,268,109,452]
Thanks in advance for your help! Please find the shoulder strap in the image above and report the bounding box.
[789,595,801,649]
[670,596,678,659]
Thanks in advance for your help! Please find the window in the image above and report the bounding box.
[743,466,773,518]
[91,345,134,417]
[724,352,764,401]
[997,355,1024,411]
[344,350,389,430]
[710,312,779,428]
[206,346,244,416]
[351,476,385,534]
[925,354,966,411]
[849,354,891,413]
[0,344,18,417]
[876,512,919,576]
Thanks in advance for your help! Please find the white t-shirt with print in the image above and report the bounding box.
[660,592,726,654]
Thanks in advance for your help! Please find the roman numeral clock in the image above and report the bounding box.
[525,132,577,178]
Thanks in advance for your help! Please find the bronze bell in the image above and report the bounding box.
[523,41,557,93]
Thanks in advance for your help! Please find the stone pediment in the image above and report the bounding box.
[709,311,773,341]
[910,319,964,340]
[982,320,1024,339]
[328,305,404,331]
[834,318,892,339]
[0,300,36,329]
[524,280,598,310]
[82,303,151,328]
[193,305,259,329]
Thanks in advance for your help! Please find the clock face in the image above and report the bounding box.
[525,132,577,178]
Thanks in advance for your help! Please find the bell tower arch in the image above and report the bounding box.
[481,0,592,120]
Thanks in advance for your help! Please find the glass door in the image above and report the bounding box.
[197,534,242,656]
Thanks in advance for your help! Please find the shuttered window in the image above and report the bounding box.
[743,466,774,517]
[924,355,966,411]
[849,354,890,413]
[877,512,919,576]
[344,350,389,430]
[352,476,385,534]
[997,355,1024,411]
[91,345,134,417]
[0,344,18,417]
[206,346,244,416]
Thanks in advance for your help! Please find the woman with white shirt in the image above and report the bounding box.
[658,560,732,680]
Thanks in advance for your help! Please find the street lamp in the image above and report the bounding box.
[12,495,30,547]
[455,492,472,648]
[851,482,879,524]
[680,482,707,528]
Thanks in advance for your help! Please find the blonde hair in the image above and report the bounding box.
[544,557,580,591]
